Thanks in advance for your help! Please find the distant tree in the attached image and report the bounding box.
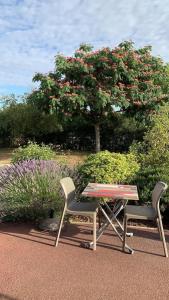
[0,93,31,109]
[0,99,61,147]
[29,41,169,152]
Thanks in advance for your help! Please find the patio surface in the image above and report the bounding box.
[0,222,169,300]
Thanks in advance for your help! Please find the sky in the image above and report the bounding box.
[0,0,169,96]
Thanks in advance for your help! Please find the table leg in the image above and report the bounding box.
[81,204,134,253]
[99,204,134,254]
[98,207,102,228]
[104,201,133,237]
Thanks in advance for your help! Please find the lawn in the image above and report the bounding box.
[0,148,13,166]
[0,148,89,166]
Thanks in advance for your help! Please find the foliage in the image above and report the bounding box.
[130,104,169,204]
[0,99,62,147]
[133,165,169,205]
[101,114,145,152]
[0,160,76,221]
[143,104,169,166]
[0,106,145,151]
[78,150,139,187]
[0,94,19,107]
[29,40,169,151]
[130,104,169,165]
[12,141,55,163]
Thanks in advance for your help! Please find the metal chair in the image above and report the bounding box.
[55,177,99,250]
[123,181,168,257]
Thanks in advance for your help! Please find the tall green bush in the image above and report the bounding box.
[78,150,139,186]
[130,104,169,204]
[12,141,55,163]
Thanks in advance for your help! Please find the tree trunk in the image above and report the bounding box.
[94,123,101,153]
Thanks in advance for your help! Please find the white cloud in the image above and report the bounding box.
[0,0,169,94]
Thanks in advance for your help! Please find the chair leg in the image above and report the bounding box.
[55,207,66,247]
[93,212,97,251]
[158,217,168,258]
[156,218,162,240]
[123,216,127,252]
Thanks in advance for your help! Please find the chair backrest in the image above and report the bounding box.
[60,177,76,208]
[152,181,168,213]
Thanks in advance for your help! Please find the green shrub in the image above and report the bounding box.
[133,162,169,206]
[133,167,169,223]
[78,150,139,186]
[0,159,77,221]
[12,141,55,163]
[130,105,169,205]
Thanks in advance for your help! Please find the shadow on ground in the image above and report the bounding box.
[0,222,168,257]
[0,293,18,300]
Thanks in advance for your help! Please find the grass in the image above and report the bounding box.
[0,148,13,165]
[0,148,89,166]
[55,150,89,166]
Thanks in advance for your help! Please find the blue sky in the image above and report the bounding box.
[0,0,169,96]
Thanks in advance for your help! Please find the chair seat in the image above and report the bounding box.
[125,205,157,220]
[67,200,98,216]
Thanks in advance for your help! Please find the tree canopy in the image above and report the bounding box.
[29,41,169,152]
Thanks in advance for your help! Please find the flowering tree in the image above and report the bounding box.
[29,41,169,152]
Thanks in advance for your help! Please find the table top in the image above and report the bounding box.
[82,183,139,201]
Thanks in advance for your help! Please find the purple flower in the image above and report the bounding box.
[0,159,78,220]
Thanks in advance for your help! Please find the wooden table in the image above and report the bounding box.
[82,183,139,253]
[82,183,138,200]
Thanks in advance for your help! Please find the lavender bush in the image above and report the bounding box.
[0,160,78,221]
